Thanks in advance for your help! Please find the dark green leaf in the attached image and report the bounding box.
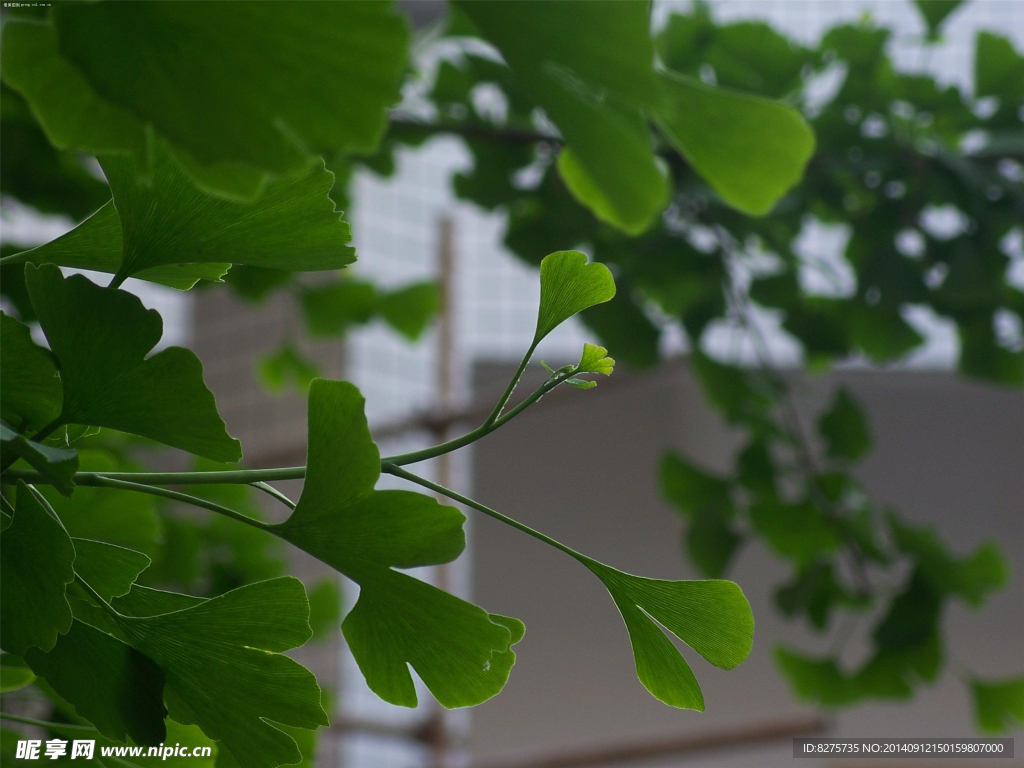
[113,578,327,768]
[660,452,733,518]
[913,1,965,40]
[24,619,167,746]
[274,380,521,708]
[684,509,743,579]
[975,32,1024,99]
[300,281,377,337]
[580,289,661,369]
[819,387,872,461]
[1,422,78,497]
[0,483,75,655]
[72,539,151,602]
[50,2,409,181]
[0,312,61,433]
[306,579,341,643]
[26,266,241,462]
[750,499,842,566]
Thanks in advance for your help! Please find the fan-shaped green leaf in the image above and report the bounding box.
[0,312,61,432]
[26,266,240,462]
[274,379,522,708]
[584,560,754,709]
[0,483,75,655]
[535,251,616,344]
[50,1,409,181]
[24,619,167,746]
[71,539,151,602]
[654,71,814,216]
[111,578,327,768]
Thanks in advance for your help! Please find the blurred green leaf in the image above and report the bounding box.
[306,579,341,643]
[0,653,35,693]
[819,387,871,461]
[377,282,439,341]
[259,346,322,395]
[972,676,1024,733]
[913,1,965,40]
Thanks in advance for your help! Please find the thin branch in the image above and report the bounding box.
[86,475,272,533]
[250,481,297,510]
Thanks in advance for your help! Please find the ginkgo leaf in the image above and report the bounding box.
[26,266,241,462]
[583,560,754,709]
[8,203,230,291]
[13,141,354,286]
[71,539,151,602]
[0,483,75,655]
[535,251,616,344]
[24,619,167,746]
[972,676,1024,733]
[0,422,77,496]
[819,387,871,461]
[274,379,522,708]
[654,71,815,216]
[377,282,439,341]
[459,1,669,234]
[112,578,327,768]
[50,2,409,181]
[0,312,61,433]
[575,343,615,376]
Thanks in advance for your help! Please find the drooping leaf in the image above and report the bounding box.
[458,1,670,234]
[0,483,75,655]
[654,71,815,216]
[26,266,241,462]
[111,578,327,768]
[49,2,409,181]
[24,619,167,746]
[534,251,616,344]
[1,422,78,497]
[274,379,521,708]
[819,387,871,461]
[13,141,354,286]
[972,676,1024,733]
[0,653,35,693]
[0,312,61,433]
[71,539,151,602]
[584,560,753,709]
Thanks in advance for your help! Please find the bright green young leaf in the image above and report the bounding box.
[576,343,615,376]
[0,483,75,655]
[972,676,1024,733]
[24,619,167,746]
[51,2,409,180]
[26,266,241,462]
[8,203,230,291]
[584,560,753,709]
[112,578,327,768]
[819,387,871,461]
[0,312,61,432]
[654,71,815,216]
[274,379,521,708]
[0,653,35,693]
[458,1,670,234]
[1,422,78,497]
[71,539,151,602]
[535,251,616,344]
[377,282,439,341]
